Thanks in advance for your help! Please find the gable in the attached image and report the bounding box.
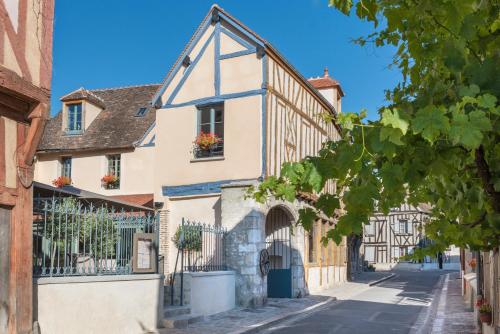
[154,7,265,109]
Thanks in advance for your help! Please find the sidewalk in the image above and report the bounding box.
[159,271,394,334]
[412,271,477,334]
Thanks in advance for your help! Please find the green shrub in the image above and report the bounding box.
[172,225,202,252]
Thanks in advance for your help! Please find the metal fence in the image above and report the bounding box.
[33,197,158,277]
[174,219,227,272]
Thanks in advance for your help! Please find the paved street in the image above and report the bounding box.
[258,270,475,334]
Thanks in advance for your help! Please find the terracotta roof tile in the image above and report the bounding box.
[38,84,160,153]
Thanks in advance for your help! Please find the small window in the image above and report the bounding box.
[395,219,409,234]
[364,221,375,236]
[61,157,72,178]
[135,107,148,117]
[67,103,82,132]
[194,104,224,158]
[105,154,121,189]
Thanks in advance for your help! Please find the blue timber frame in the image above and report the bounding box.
[134,121,156,147]
[155,6,270,182]
[163,89,265,109]
[166,30,216,105]
[162,179,255,197]
[152,15,213,106]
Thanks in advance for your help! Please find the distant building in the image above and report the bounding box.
[362,203,429,268]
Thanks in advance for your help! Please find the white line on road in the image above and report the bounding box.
[431,273,450,333]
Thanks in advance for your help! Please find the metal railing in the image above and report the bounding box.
[176,219,227,272]
[33,197,158,277]
[169,219,227,306]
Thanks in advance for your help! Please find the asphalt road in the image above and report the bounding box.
[259,270,447,334]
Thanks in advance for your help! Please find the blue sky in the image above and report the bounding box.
[51,0,401,119]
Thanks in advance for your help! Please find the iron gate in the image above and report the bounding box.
[265,207,292,298]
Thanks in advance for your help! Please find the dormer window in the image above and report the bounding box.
[67,103,82,133]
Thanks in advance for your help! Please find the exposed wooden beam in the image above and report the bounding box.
[0,91,30,113]
[0,66,50,105]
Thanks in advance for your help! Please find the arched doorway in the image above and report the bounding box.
[265,206,293,298]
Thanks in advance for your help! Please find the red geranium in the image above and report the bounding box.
[194,132,222,150]
[101,174,118,184]
[52,176,71,188]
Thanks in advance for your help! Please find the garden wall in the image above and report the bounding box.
[34,274,163,334]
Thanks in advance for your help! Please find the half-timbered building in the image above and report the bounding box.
[153,5,346,306]
[0,0,54,333]
[362,203,430,267]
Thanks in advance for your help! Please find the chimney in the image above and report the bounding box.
[323,67,329,78]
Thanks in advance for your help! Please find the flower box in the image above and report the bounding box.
[101,174,119,189]
[193,132,223,158]
[52,176,71,188]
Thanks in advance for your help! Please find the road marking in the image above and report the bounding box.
[431,273,450,333]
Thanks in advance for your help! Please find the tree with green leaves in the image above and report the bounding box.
[253,0,499,254]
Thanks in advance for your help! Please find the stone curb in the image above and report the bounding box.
[368,273,396,286]
[228,297,337,334]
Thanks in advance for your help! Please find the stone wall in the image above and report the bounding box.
[221,182,267,307]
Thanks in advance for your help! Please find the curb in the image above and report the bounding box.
[228,297,337,334]
[368,273,396,286]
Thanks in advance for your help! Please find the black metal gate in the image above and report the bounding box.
[265,207,292,298]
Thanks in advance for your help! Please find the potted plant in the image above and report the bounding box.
[101,174,119,189]
[478,302,492,324]
[52,176,71,188]
[193,132,222,158]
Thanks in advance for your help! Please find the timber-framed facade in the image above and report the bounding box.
[363,204,430,265]
[0,0,54,333]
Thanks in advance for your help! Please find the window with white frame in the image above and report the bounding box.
[364,221,376,236]
[105,154,121,189]
[394,219,409,234]
[60,157,72,178]
[194,103,224,158]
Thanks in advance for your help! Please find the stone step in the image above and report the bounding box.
[164,305,191,318]
[162,314,204,329]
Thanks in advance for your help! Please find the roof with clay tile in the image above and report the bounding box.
[38,84,160,153]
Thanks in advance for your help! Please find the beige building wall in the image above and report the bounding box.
[163,195,221,273]
[35,146,155,196]
[154,19,263,196]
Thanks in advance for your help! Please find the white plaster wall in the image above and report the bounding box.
[35,147,154,196]
[189,271,235,316]
[34,274,162,334]
[173,39,215,104]
[155,95,262,189]
[307,266,347,294]
[220,31,246,54]
[220,53,262,95]
[164,195,221,273]
[160,25,216,105]
[84,101,103,130]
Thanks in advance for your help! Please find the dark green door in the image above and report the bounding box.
[265,207,292,298]
[267,269,292,298]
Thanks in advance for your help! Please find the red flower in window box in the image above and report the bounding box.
[52,176,71,188]
[101,174,119,187]
[194,132,222,151]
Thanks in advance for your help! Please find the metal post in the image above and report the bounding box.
[180,219,185,306]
